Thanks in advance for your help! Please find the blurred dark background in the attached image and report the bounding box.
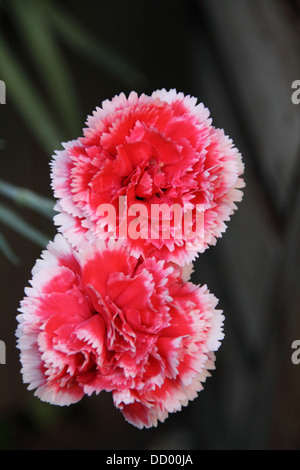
[0,0,299,450]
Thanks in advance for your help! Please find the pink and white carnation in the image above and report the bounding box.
[51,89,244,266]
[16,234,224,429]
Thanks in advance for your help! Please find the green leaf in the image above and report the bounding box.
[0,231,20,265]
[0,179,55,219]
[8,0,81,137]
[0,203,49,248]
[0,31,64,155]
[43,0,148,88]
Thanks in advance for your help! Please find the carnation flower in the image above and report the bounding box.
[16,235,224,429]
[51,89,244,265]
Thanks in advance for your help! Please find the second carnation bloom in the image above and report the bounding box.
[16,235,224,429]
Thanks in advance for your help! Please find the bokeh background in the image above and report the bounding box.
[0,0,300,450]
